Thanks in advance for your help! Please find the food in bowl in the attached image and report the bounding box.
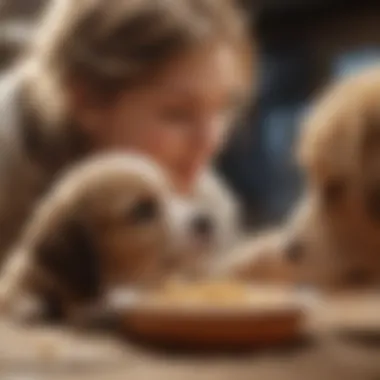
[132,280,305,313]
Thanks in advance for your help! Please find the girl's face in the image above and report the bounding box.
[79,44,247,194]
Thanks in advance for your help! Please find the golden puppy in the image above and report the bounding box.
[284,67,380,289]
[0,153,219,325]
[211,67,380,290]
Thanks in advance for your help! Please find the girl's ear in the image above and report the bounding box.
[35,216,102,302]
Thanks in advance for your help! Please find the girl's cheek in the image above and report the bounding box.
[136,127,177,160]
[157,131,187,160]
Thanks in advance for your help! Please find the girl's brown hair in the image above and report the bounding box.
[25,0,253,117]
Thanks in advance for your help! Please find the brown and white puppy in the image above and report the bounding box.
[0,153,220,325]
[211,67,380,291]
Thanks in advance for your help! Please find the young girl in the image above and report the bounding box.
[0,0,254,265]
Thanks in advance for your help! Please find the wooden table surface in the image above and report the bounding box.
[1,295,380,380]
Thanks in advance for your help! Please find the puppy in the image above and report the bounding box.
[283,67,380,290]
[211,67,380,291]
[0,153,217,325]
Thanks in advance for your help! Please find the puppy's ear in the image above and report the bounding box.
[35,217,102,302]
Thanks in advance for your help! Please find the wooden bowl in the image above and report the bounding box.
[119,281,310,348]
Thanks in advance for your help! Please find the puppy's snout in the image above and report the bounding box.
[284,239,305,263]
[191,214,214,239]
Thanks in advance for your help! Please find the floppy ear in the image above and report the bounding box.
[35,216,102,302]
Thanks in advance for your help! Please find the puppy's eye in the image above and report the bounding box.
[323,179,346,205]
[128,197,159,224]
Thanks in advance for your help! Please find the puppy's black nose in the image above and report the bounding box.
[192,214,214,238]
[284,240,305,263]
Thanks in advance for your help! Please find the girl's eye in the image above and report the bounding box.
[127,197,159,224]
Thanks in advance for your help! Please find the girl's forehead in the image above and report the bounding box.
[146,44,249,98]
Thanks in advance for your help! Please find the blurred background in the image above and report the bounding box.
[2,0,380,228]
